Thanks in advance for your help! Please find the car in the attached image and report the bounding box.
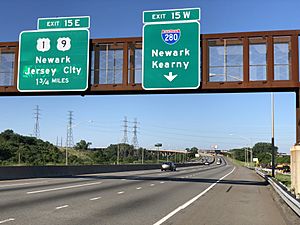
[216,158,222,165]
[161,162,176,171]
[204,161,209,165]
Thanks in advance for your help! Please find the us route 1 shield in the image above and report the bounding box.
[142,21,200,90]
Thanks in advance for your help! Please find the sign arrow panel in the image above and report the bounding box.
[164,72,178,82]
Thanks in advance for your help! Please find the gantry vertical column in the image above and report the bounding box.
[291,89,300,198]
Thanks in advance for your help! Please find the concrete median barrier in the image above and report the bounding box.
[0,162,202,180]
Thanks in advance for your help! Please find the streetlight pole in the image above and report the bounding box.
[65,145,68,166]
[250,146,253,167]
[117,144,120,165]
[244,148,247,166]
[271,92,275,177]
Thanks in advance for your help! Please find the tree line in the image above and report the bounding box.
[0,130,194,166]
[229,142,290,166]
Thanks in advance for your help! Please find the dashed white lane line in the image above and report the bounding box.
[117,191,125,194]
[90,196,102,201]
[160,182,165,184]
[0,218,15,224]
[55,205,69,210]
[153,167,236,225]
[150,184,155,187]
[136,187,142,190]
[121,179,126,181]
[27,181,103,194]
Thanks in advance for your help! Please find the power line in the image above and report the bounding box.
[131,118,139,149]
[121,116,129,144]
[33,105,41,138]
[66,111,74,148]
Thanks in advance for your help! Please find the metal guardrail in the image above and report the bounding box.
[256,168,300,216]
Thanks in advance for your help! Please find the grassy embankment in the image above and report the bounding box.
[275,173,291,188]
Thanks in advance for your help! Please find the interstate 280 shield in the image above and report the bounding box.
[161,29,181,45]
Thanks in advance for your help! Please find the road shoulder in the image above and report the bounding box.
[164,165,297,225]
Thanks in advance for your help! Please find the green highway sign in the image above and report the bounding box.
[38,16,90,29]
[143,8,200,23]
[142,8,200,90]
[18,29,90,92]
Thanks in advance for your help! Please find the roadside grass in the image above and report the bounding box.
[67,148,93,161]
[275,173,291,188]
[227,157,245,167]
[228,157,291,188]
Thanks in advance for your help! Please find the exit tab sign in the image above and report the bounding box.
[143,8,200,23]
[38,16,90,29]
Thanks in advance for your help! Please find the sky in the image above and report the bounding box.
[0,0,299,152]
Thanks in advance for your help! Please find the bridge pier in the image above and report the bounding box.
[291,145,300,198]
[291,89,300,198]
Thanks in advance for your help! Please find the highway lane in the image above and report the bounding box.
[1,158,295,225]
[0,160,230,225]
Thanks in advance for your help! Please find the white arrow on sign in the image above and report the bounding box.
[164,72,178,82]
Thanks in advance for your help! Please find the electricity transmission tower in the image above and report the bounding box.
[66,111,74,148]
[33,105,41,138]
[121,116,129,144]
[131,118,139,149]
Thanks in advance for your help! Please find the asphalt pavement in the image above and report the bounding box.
[0,158,298,225]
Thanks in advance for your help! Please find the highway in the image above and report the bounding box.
[0,158,298,225]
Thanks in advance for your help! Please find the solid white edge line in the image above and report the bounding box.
[0,218,15,224]
[55,205,69,210]
[27,181,102,194]
[153,167,236,225]
[117,191,125,194]
[136,187,142,190]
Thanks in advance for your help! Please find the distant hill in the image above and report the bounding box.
[0,129,64,165]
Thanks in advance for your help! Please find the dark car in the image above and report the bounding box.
[161,162,176,171]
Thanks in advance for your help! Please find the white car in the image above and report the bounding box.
[161,162,176,171]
